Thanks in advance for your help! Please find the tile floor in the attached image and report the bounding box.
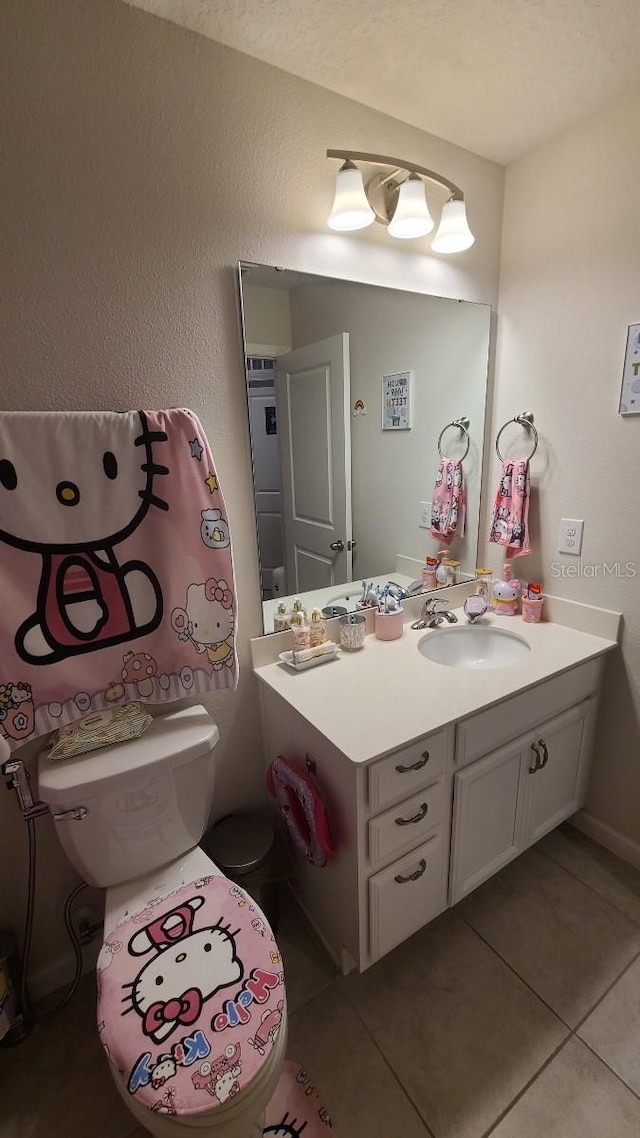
[4,824,640,1137]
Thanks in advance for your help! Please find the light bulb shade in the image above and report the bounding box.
[388,175,434,239]
[431,198,475,253]
[327,162,375,231]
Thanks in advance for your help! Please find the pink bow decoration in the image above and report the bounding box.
[143,987,203,1038]
[204,577,233,609]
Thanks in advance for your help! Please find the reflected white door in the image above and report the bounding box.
[276,333,352,594]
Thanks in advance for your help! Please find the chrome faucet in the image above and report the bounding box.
[411,599,459,630]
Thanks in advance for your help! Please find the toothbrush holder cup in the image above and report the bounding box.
[522,596,544,623]
[375,609,404,641]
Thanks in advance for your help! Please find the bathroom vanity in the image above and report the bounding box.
[253,598,620,972]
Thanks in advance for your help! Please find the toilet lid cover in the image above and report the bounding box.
[96,876,285,1117]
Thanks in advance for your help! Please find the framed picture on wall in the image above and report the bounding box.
[382,370,412,430]
[618,323,640,415]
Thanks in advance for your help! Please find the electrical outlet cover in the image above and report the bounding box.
[419,501,431,529]
[559,518,584,555]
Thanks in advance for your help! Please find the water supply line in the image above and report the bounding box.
[2,754,89,1027]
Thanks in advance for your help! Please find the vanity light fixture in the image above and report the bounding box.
[327,150,474,253]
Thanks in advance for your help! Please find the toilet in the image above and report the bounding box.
[37,705,287,1138]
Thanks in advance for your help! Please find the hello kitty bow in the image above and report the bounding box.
[143,988,203,1036]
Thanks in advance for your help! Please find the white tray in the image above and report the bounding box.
[278,648,340,672]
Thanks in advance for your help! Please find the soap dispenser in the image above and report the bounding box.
[491,563,522,615]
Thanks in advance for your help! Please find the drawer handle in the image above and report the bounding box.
[396,751,429,773]
[529,742,541,773]
[395,802,428,826]
[538,739,549,768]
[395,859,427,884]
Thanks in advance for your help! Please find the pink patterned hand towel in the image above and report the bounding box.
[0,409,237,751]
[429,458,466,546]
[489,459,531,558]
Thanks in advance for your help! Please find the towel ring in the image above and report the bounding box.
[437,417,470,461]
[495,411,539,463]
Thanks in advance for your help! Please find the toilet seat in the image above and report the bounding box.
[97,875,286,1121]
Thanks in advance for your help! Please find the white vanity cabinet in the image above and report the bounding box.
[256,645,608,973]
[449,698,597,903]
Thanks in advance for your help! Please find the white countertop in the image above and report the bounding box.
[253,604,619,764]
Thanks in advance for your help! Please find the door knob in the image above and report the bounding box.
[329,540,345,552]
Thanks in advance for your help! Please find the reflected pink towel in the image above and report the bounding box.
[489,459,531,558]
[0,409,237,751]
[429,458,466,546]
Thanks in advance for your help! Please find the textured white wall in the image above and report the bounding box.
[0,0,503,990]
[289,280,490,578]
[490,87,640,851]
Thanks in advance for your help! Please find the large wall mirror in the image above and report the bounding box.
[238,262,491,635]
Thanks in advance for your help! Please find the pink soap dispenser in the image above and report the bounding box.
[491,563,522,615]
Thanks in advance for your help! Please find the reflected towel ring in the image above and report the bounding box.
[495,412,539,463]
[437,417,470,461]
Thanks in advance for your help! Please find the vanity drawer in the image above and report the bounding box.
[455,658,601,769]
[368,728,449,810]
[368,782,442,867]
[369,833,445,962]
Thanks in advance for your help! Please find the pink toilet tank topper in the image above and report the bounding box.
[97,876,285,1117]
[0,409,238,750]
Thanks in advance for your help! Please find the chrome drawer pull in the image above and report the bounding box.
[396,751,429,773]
[395,802,428,826]
[395,859,427,884]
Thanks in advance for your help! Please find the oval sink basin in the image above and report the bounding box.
[418,626,531,670]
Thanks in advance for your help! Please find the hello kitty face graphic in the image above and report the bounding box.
[121,896,243,1045]
[0,411,167,552]
[0,412,168,665]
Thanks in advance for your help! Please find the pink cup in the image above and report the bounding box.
[522,596,543,623]
[375,608,404,641]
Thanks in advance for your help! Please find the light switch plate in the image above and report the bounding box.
[419,501,432,529]
[559,518,584,555]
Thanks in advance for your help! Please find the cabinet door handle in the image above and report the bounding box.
[538,739,549,768]
[396,751,429,773]
[395,802,428,826]
[529,742,541,773]
[395,858,427,884]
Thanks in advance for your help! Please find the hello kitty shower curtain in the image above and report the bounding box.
[0,409,238,751]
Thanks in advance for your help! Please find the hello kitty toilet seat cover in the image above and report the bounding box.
[97,876,286,1117]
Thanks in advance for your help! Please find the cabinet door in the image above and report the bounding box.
[369,833,445,962]
[525,698,597,847]
[450,735,531,904]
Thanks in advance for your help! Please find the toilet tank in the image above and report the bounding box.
[38,706,219,888]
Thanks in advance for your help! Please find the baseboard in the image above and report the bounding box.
[572,810,640,871]
[29,940,99,1003]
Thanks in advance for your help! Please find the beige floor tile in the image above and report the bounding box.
[0,977,137,1138]
[490,1036,640,1138]
[287,982,431,1138]
[578,954,640,1095]
[348,910,566,1138]
[538,824,640,926]
[277,887,339,1013]
[459,848,640,1026]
